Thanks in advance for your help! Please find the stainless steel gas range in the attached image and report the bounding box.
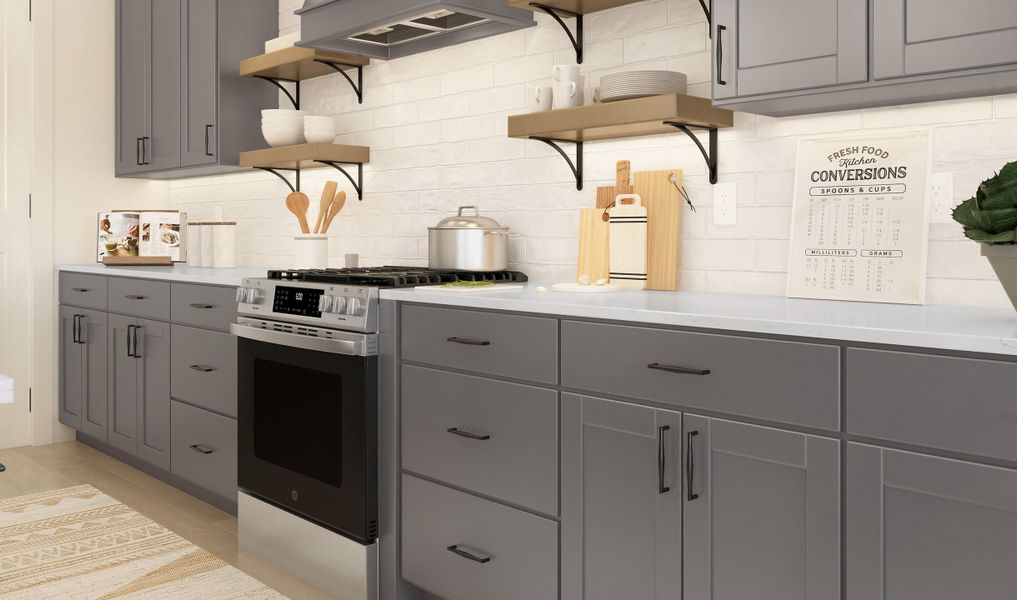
[230,267,526,599]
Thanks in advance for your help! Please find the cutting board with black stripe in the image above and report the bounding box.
[609,194,647,289]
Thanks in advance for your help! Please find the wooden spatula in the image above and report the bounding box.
[313,181,338,234]
[285,192,311,234]
[320,190,347,234]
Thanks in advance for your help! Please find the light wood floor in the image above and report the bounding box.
[0,441,333,600]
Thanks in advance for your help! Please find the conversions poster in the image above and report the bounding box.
[787,133,931,304]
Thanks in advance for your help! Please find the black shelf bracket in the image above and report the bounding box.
[664,122,719,184]
[313,59,364,104]
[530,3,583,64]
[255,76,300,109]
[255,166,301,192]
[316,160,364,200]
[699,0,712,32]
[532,137,583,190]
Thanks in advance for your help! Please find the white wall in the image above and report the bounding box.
[30,0,168,445]
[169,0,1017,308]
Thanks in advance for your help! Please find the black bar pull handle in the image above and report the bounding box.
[446,545,491,564]
[189,364,215,373]
[132,326,142,359]
[446,337,491,346]
[141,137,150,165]
[687,430,700,501]
[72,314,81,344]
[136,137,143,165]
[189,444,214,455]
[71,287,90,293]
[189,303,215,309]
[125,294,147,300]
[648,363,711,376]
[126,324,136,357]
[204,124,214,156]
[446,427,491,441]
[658,425,671,494]
[716,24,727,85]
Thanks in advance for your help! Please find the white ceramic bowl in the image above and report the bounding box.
[304,130,336,144]
[304,115,335,126]
[262,122,305,147]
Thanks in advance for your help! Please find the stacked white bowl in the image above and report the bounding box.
[304,116,337,144]
[262,109,311,147]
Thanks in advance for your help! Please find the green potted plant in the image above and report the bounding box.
[953,161,1017,309]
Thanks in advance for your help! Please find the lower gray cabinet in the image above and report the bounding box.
[107,314,171,471]
[59,306,108,440]
[171,399,237,502]
[683,415,840,600]
[847,443,1017,600]
[561,394,681,600]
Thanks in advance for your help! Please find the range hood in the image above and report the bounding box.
[295,0,535,60]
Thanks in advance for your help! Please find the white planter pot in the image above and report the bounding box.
[981,244,1017,309]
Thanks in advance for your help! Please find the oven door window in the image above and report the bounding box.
[253,358,343,486]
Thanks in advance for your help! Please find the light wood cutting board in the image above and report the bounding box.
[576,208,609,283]
[596,160,634,209]
[635,169,683,291]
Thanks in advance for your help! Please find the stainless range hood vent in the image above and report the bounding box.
[296,0,535,60]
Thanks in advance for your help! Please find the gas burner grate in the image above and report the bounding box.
[266,266,528,288]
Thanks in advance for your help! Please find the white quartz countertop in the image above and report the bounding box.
[58,264,267,287]
[381,283,1017,357]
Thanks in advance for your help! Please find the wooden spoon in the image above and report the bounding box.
[313,181,338,234]
[320,190,347,234]
[285,192,311,234]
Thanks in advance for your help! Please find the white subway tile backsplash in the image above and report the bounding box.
[165,0,1017,307]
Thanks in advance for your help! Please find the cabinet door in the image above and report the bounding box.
[181,0,217,166]
[107,314,138,455]
[561,394,681,600]
[713,0,866,99]
[79,309,109,442]
[847,444,1017,600]
[146,0,182,171]
[135,318,171,470]
[115,0,150,175]
[683,416,840,600]
[874,0,1017,79]
[58,306,83,430]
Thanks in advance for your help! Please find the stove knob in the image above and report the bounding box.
[245,288,261,304]
[317,295,332,313]
[331,296,347,314]
[346,297,362,316]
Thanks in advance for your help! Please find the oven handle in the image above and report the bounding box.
[230,322,375,357]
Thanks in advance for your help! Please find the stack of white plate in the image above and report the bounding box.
[599,70,688,103]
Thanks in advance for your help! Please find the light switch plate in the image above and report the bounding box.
[714,183,737,226]
[929,172,954,224]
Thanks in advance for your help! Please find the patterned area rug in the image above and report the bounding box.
[0,484,288,599]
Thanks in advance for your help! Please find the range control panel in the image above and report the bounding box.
[236,279,378,333]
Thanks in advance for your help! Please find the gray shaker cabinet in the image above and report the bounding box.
[108,314,139,456]
[712,0,866,99]
[873,0,1017,80]
[181,0,217,167]
[560,394,681,600]
[683,415,840,600]
[115,0,151,175]
[847,443,1017,600]
[59,306,108,440]
[148,0,183,172]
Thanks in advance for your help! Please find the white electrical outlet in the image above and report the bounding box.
[929,172,954,224]
[714,183,737,226]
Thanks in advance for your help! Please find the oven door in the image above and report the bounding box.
[233,322,378,544]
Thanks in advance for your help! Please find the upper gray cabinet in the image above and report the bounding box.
[115,0,277,179]
[715,0,1017,115]
[874,0,1017,79]
[713,0,866,100]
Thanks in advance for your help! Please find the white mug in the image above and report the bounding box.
[553,64,581,82]
[528,86,553,113]
[552,78,584,109]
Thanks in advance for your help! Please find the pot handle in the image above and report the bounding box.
[457,206,480,217]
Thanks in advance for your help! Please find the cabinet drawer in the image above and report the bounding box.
[848,348,1017,462]
[561,321,841,430]
[108,278,170,320]
[171,400,237,502]
[402,366,558,514]
[171,283,238,331]
[171,325,237,417]
[401,305,558,384]
[59,273,108,310]
[401,474,558,600]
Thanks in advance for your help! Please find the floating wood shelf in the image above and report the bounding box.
[507,93,733,188]
[511,0,712,63]
[240,144,371,199]
[239,47,370,106]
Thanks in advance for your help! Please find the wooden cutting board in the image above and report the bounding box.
[576,208,609,283]
[608,194,647,290]
[635,169,683,291]
[596,160,634,209]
